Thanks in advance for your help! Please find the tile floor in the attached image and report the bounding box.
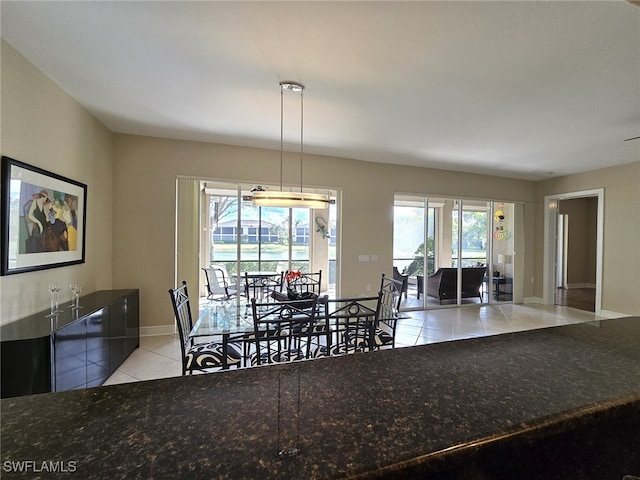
[104,303,606,386]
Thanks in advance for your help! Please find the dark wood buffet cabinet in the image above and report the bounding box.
[1,289,139,398]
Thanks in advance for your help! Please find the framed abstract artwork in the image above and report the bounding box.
[1,156,87,275]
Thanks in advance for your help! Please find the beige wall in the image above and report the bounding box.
[535,161,640,315]
[1,40,114,325]
[113,134,537,330]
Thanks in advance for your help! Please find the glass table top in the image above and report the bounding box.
[190,299,254,337]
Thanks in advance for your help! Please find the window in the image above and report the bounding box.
[202,182,337,295]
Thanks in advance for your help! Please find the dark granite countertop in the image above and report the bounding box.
[1,317,639,479]
[0,289,137,341]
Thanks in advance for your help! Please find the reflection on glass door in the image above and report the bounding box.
[458,200,490,303]
[454,201,489,268]
[490,202,514,302]
[393,198,426,308]
[326,202,337,293]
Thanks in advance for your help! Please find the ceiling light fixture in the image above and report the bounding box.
[252,81,330,209]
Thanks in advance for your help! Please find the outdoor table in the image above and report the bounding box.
[244,271,279,278]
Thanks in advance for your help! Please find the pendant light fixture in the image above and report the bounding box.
[252,81,330,209]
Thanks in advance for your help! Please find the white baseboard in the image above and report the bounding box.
[598,310,632,319]
[140,325,176,337]
[566,283,596,289]
[521,300,632,319]
[524,296,544,304]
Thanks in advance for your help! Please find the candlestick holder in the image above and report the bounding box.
[46,283,62,317]
[70,283,83,309]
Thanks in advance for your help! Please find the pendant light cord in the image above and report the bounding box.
[280,84,284,192]
[278,81,307,198]
[300,87,304,193]
[253,81,328,208]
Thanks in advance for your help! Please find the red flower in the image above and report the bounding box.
[285,270,302,282]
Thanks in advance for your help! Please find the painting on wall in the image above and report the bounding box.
[1,156,87,275]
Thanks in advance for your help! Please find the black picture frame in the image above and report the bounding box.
[1,156,87,275]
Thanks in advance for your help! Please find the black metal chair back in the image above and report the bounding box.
[326,296,378,355]
[373,274,404,349]
[286,270,322,295]
[169,281,242,374]
[250,295,330,366]
[244,271,284,301]
[169,281,196,374]
[393,266,409,298]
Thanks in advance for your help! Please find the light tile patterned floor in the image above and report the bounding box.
[104,303,606,386]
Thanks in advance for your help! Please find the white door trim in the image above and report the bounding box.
[543,188,604,313]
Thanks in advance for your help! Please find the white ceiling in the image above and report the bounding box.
[2,1,639,181]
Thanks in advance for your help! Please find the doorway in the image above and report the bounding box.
[553,198,598,312]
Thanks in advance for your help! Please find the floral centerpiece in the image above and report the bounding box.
[285,270,302,283]
[286,270,303,298]
[284,270,316,308]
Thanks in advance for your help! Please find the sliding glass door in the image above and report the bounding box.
[490,201,515,302]
[394,195,515,310]
[235,202,310,274]
[202,182,336,296]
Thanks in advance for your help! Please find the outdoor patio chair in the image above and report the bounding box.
[203,265,241,300]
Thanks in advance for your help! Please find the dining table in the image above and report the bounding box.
[189,295,400,368]
[189,298,254,369]
[191,297,388,337]
[191,298,253,338]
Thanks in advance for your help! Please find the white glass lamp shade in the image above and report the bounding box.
[251,191,330,209]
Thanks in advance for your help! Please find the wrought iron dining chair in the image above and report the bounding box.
[371,274,404,350]
[203,265,241,300]
[393,266,409,299]
[285,270,322,296]
[326,296,378,356]
[169,281,243,374]
[249,295,330,366]
[244,271,284,302]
